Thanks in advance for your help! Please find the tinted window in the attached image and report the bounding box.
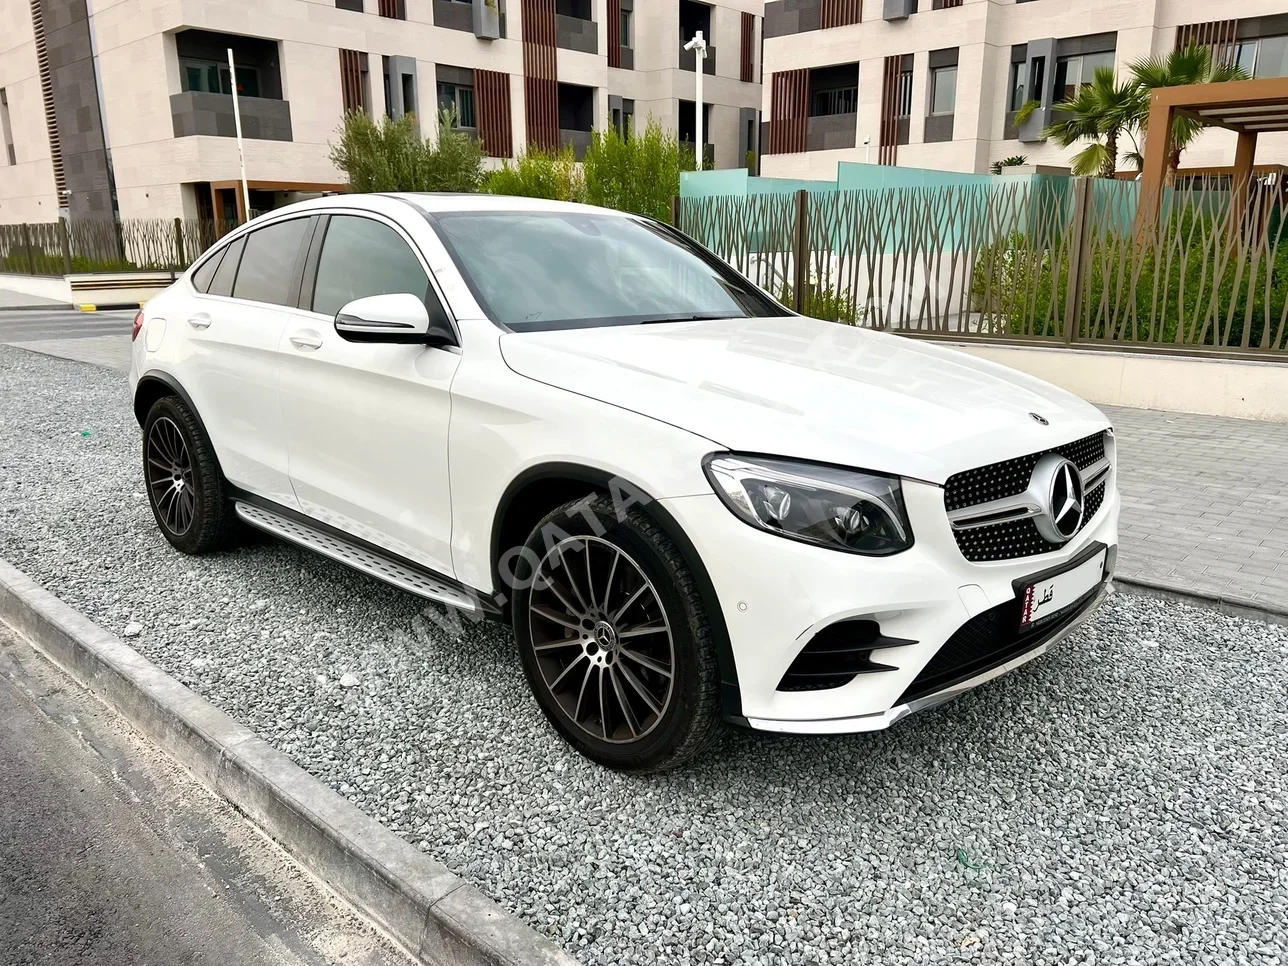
[432,211,785,331]
[312,216,431,318]
[190,246,225,293]
[208,236,245,297]
[232,218,311,306]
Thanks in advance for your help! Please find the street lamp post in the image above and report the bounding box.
[683,30,707,170]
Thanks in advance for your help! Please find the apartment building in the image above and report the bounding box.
[0,0,764,224]
[759,0,1288,180]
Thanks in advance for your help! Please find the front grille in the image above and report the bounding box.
[897,583,1102,704]
[777,619,916,692]
[945,431,1109,562]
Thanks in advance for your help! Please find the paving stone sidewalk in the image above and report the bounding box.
[1105,404,1288,612]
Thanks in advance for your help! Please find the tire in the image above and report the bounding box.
[512,495,723,772]
[142,395,241,555]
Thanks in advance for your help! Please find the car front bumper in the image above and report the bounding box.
[658,476,1121,733]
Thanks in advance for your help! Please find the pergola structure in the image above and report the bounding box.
[1138,77,1288,230]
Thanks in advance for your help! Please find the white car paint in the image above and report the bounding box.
[130,193,1119,735]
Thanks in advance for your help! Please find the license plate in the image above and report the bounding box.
[1020,549,1106,626]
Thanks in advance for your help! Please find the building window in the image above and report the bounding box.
[1008,61,1028,111]
[438,82,476,127]
[335,0,363,11]
[0,89,14,166]
[812,87,857,116]
[611,98,634,138]
[897,62,913,119]
[930,65,956,115]
[1233,35,1288,78]
[1053,50,1115,101]
[181,58,261,97]
[378,0,406,17]
[621,9,632,47]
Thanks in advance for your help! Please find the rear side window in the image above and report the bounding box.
[208,236,245,297]
[311,215,430,318]
[232,218,311,306]
[189,246,225,293]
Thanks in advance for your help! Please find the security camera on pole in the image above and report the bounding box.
[683,30,707,171]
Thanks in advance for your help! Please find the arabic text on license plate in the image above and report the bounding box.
[1021,549,1106,626]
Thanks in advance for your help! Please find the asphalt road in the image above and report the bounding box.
[0,306,135,370]
[0,626,400,966]
[0,306,136,342]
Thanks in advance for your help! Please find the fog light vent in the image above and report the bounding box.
[777,619,916,692]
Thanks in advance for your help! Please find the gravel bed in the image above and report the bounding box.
[3,344,1287,966]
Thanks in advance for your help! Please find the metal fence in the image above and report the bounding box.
[678,176,1288,358]
[0,218,234,278]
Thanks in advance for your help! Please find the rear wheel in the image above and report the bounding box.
[512,495,722,772]
[142,396,241,554]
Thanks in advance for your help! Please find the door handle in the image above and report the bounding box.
[289,330,324,350]
[187,313,211,329]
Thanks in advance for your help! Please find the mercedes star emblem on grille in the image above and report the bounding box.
[1029,454,1085,543]
[1030,413,1049,425]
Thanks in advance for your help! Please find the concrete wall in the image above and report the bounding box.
[951,342,1288,424]
[0,2,61,221]
[762,0,1288,178]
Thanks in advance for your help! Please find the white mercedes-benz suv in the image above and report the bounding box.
[129,194,1118,771]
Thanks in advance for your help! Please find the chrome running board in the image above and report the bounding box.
[234,502,480,614]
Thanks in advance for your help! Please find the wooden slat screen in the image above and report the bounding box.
[475,68,513,158]
[522,0,559,151]
[740,12,755,83]
[768,69,808,155]
[1175,20,1239,67]
[821,0,862,29]
[931,0,962,8]
[608,0,622,69]
[378,0,405,18]
[879,54,901,166]
[339,48,368,113]
[28,0,65,198]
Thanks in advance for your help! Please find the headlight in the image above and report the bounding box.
[703,454,912,556]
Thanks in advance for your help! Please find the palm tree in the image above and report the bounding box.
[1041,66,1144,178]
[1129,45,1249,184]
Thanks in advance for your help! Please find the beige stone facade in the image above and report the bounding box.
[0,0,764,223]
[760,0,1288,180]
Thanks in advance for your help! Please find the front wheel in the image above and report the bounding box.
[512,495,723,772]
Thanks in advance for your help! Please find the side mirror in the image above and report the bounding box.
[334,293,457,347]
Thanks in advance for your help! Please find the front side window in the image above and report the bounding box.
[431,211,787,331]
[232,218,311,306]
[312,215,430,318]
[930,65,957,115]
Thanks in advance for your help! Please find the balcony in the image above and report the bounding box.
[170,91,293,141]
[678,43,717,75]
[560,129,593,159]
[433,0,503,40]
[556,0,597,53]
[805,112,856,151]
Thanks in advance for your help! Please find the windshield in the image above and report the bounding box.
[429,210,787,331]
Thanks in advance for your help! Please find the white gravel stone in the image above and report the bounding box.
[340,672,360,688]
[122,621,143,638]
[4,345,1288,966]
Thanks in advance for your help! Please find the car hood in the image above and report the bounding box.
[498,316,1110,484]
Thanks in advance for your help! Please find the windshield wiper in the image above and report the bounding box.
[638,314,738,325]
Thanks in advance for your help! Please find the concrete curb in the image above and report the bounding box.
[1115,574,1288,628]
[0,560,577,966]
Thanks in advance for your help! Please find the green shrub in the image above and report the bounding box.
[778,280,863,325]
[582,120,696,223]
[970,211,1288,349]
[483,145,585,202]
[2,252,147,274]
[329,109,484,193]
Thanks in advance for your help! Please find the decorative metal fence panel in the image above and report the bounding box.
[0,218,232,277]
[679,176,1288,358]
